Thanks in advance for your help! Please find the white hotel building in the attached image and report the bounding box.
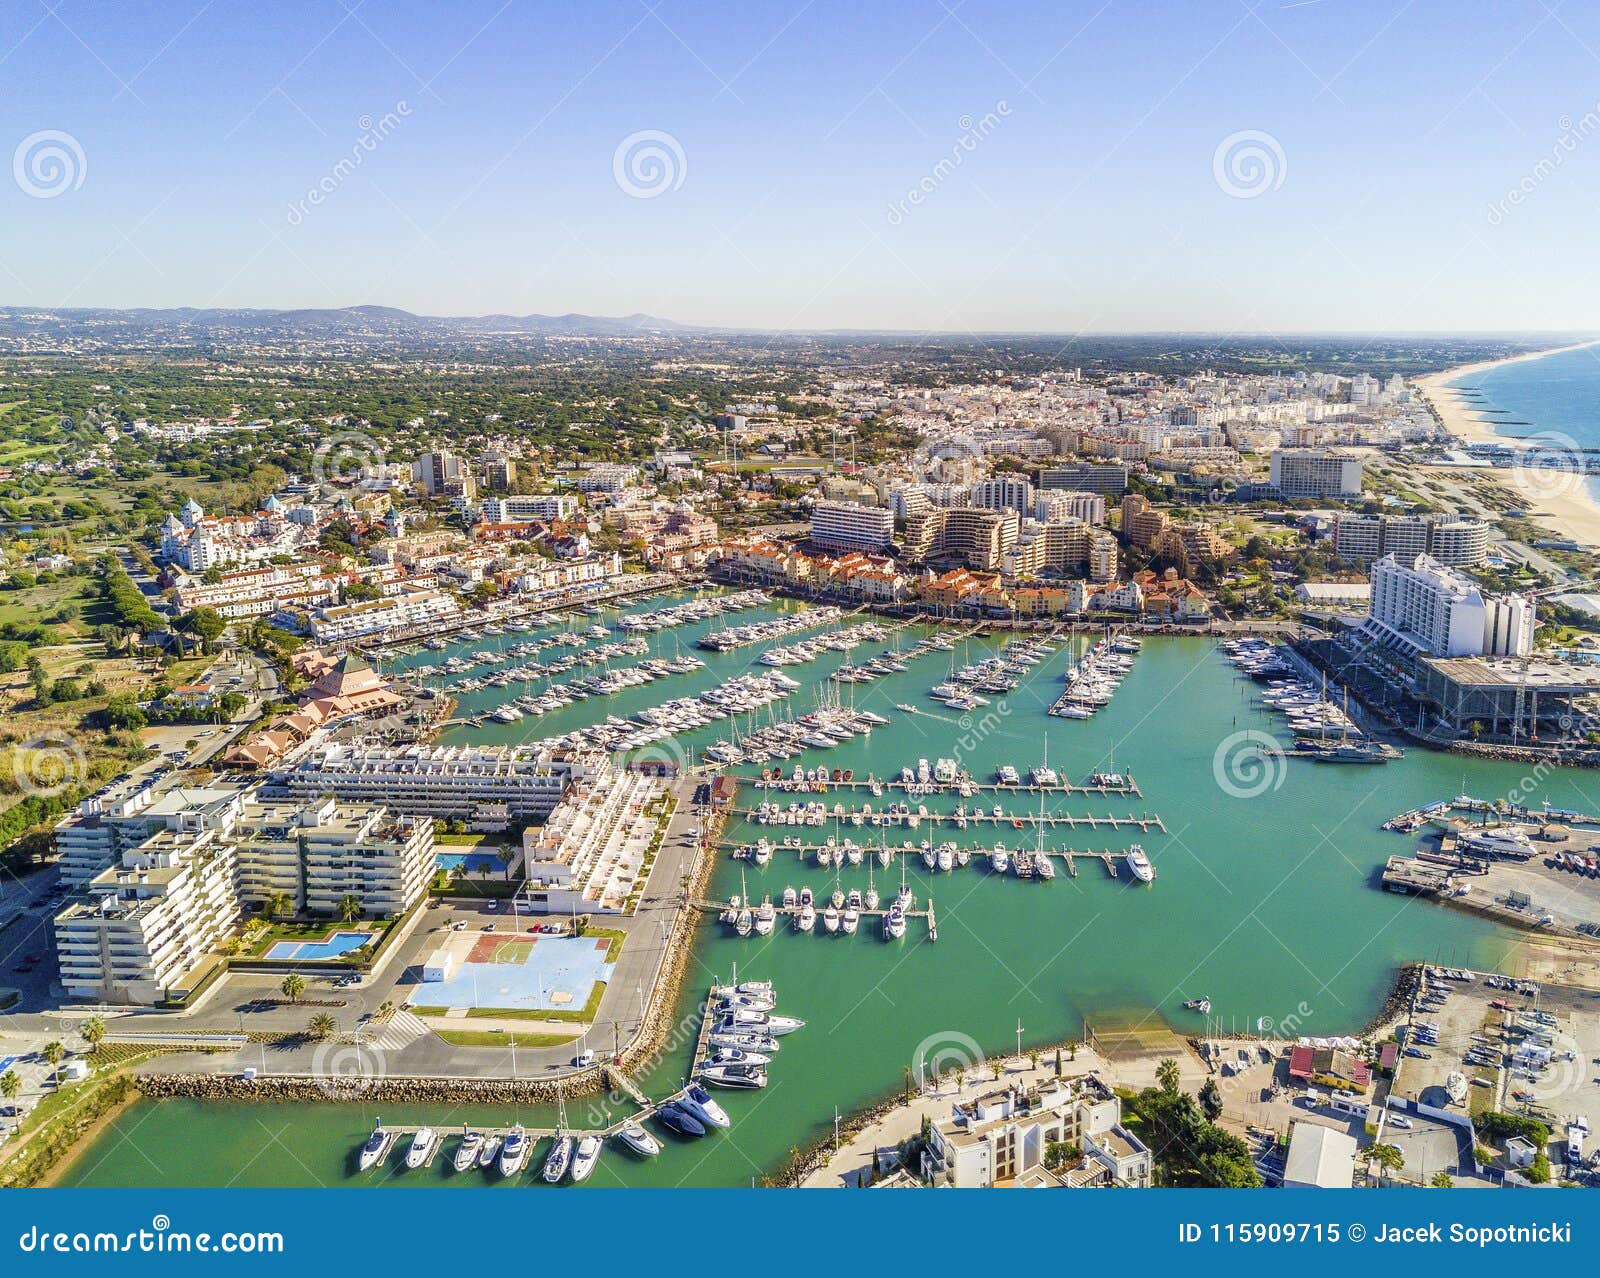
[809,500,895,552]
[1359,553,1534,659]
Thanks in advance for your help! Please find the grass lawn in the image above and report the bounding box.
[435,1030,579,1049]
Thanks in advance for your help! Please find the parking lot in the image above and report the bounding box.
[1390,965,1600,1179]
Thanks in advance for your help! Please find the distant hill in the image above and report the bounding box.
[0,305,696,340]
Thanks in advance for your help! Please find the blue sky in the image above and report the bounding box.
[3,0,1598,331]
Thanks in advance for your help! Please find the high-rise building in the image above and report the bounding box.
[1359,553,1534,658]
[970,475,1034,514]
[809,500,894,551]
[1269,449,1363,499]
[1039,463,1128,494]
[1331,513,1489,567]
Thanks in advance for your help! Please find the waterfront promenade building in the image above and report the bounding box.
[901,506,1020,571]
[270,740,604,827]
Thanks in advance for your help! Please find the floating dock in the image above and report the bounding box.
[753,777,1141,798]
[739,809,1165,833]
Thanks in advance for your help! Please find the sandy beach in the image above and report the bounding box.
[1415,338,1600,551]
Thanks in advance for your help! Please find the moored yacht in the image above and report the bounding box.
[405,1127,438,1170]
[452,1128,483,1172]
[1125,845,1156,883]
[542,1134,574,1183]
[615,1121,661,1158]
[679,1083,732,1128]
[498,1125,529,1177]
[358,1121,394,1171]
[569,1135,602,1183]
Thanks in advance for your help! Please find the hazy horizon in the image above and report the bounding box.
[5,0,1599,333]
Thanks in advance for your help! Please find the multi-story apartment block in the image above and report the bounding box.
[970,475,1034,514]
[173,562,339,620]
[809,500,895,552]
[1330,512,1489,567]
[901,507,1020,572]
[1269,448,1363,499]
[1034,491,1106,525]
[1039,463,1128,494]
[1359,553,1534,658]
[308,584,460,642]
[479,494,579,523]
[1003,519,1118,582]
[923,1076,1152,1189]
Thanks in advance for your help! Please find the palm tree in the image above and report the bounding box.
[82,1016,106,1051]
[1156,1057,1181,1094]
[42,1042,66,1068]
[308,1012,337,1041]
[1366,1142,1405,1180]
[281,973,307,1004]
[1430,1170,1454,1188]
[262,893,291,922]
[338,895,362,923]
[0,1071,19,1103]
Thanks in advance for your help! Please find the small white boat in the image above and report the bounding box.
[795,902,816,932]
[498,1125,529,1177]
[841,905,860,935]
[569,1134,602,1183]
[822,904,841,933]
[452,1128,483,1172]
[405,1127,437,1170]
[615,1121,661,1158]
[679,1083,733,1127]
[358,1121,394,1171]
[1125,845,1155,883]
[699,1062,768,1089]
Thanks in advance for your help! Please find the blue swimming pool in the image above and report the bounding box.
[265,931,372,962]
[435,851,503,875]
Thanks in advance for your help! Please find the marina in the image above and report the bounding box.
[63,594,1540,1190]
[1048,633,1141,718]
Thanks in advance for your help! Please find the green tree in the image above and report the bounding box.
[262,892,292,922]
[1367,1143,1405,1177]
[1430,1170,1454,1188]
[308,1012,337,1040]
[1198,1077,1224,1121]
[82,1016,106,1050]
[0,1071,19,1102]
[338,895,362,923]
[1156,1057,1181,1094]
[42,1041,66,1068]
[281,973,307,1004]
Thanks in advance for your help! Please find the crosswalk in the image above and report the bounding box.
[366,1009,432,1054]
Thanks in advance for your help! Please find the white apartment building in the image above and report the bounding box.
[56,828,243,1004]
[809,500,895,551]
[1034,490,1106,525]
[1330,513,1489,567]
[233,796,435,918]
[272,741,601,826]
[309,584,460,642]
[1038,463,1128,495]
[970,475,1034,514]
[519,765,660,914]
[173,562,339,621]
[1360,553,1535,658]
[1269,449,1363,499]
[480,494,580,523]
[575,465,638,493]
[1003,518,1118,582]
[53,779,247,887]
[924,1076,1152,1189]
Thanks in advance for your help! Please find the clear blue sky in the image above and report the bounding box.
[2,0,1597,332]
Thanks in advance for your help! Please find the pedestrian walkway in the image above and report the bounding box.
[367,1009,432,1053]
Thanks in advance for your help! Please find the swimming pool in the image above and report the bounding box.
[435,851,503,875]
[264,931,372,962]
